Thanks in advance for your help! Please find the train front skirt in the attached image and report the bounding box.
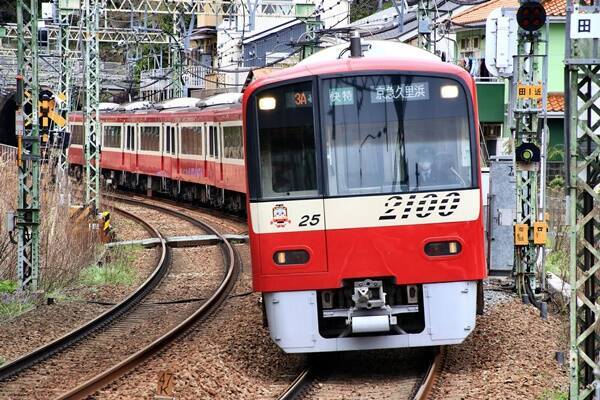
[263,280,477,353]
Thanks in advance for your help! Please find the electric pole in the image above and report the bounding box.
[566,0,600,397]
[510,1,548,300]
[84,0,101,211]
[15,0,41,290]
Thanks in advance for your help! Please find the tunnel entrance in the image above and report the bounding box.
[0,94,16,147]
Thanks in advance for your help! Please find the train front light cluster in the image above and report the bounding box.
[273,250,310,265]
[440,85,459,99]
[424,241,462,256]
[258,96,276,110]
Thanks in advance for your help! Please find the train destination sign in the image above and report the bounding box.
[370,82,429,103]
[285,91,313,108]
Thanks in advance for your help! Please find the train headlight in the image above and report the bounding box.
[273,250,310,265]
[424,241,462,256]
[440,85,459,99]
[258,96,276,110]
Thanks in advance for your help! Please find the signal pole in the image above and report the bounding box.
[417,0,433,51]
[566,0,600,397]
[510,1,548,300]
[84,0,101,211]
[15,0,41,290]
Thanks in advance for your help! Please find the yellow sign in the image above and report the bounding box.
[533,221,548,245]
[517,84,543,100]
[515,223,529,245]
[156,371,174,397]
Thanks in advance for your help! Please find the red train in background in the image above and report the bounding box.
[68,39,486,354]
[68,95,246,210]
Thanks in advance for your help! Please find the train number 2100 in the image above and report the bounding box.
[299,214,321,227]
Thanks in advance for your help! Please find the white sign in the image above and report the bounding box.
[570,13,600,39]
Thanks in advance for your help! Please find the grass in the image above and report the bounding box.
[0,300,34,320]
[0,280,34,321]
[546,250,568,279]
[80,245,141,286]
[539,390,568,400]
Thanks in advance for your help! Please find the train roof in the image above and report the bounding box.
[69,93,242,123]
[245,40,474,96]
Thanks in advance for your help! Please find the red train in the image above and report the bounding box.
[68,95,246,210]
[69,39,486,354]
[243,40,486,352]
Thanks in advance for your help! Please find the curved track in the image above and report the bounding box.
[0,196,240,400]
[278,347,444,400]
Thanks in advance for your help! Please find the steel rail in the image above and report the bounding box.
[56,194,240,399]
[277,347,444,400]
[0,205,170,381]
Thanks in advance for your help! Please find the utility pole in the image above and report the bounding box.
[15,0,41,290]
[84,0,101,211]
[53,1,74,202]
[171,12,184,98]
[566,0,600,398]
[510,1,548,301]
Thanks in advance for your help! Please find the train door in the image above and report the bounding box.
[165,124,178,177]
[207,123,219,183]
[218,123,224,182]
[123,124,136,171]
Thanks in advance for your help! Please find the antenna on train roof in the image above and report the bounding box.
[349,31,363,58]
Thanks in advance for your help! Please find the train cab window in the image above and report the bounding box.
[70,124,83,145]
[125,126,136,150]
[253,81,318,198]
[103,125,121,148]
[208,125,218,158]
[180,126,202,155]
[321,75,474,196]
[140,126,160,151]
[223,126,243,159]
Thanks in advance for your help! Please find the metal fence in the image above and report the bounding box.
[0,143,17,163]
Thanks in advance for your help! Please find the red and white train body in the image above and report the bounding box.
[68,96,245,209]
[68,40,486,354]
[244,41,486,352]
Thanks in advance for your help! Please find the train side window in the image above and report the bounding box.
[69,124,83,145]
[181,126,202,155]
[140,126,160,151]
[223,126,243,159]
[103,125,121,148]
[171,126,176,154]
[255,81,317,198]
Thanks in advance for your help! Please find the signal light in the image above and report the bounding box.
[516,143,541,163]
[273,250,310,265]
[516,2,546,32]
[424,241,462,257]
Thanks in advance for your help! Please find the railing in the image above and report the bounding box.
[0,143,17,163]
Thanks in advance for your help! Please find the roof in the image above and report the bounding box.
[548,92,564,113]
[350,0,465,40]
[452,0,565,26]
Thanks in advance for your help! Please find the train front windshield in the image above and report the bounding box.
[250,75,475,200]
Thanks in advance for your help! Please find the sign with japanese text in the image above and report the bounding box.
[517,84,543,100]
[370,82,429,103]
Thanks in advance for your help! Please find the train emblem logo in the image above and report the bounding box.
[271,204,291,227]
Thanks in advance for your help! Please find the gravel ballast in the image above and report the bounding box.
[432,292,568,399]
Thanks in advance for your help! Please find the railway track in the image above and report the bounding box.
[278,347,444,400]
[0,196,240,400]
